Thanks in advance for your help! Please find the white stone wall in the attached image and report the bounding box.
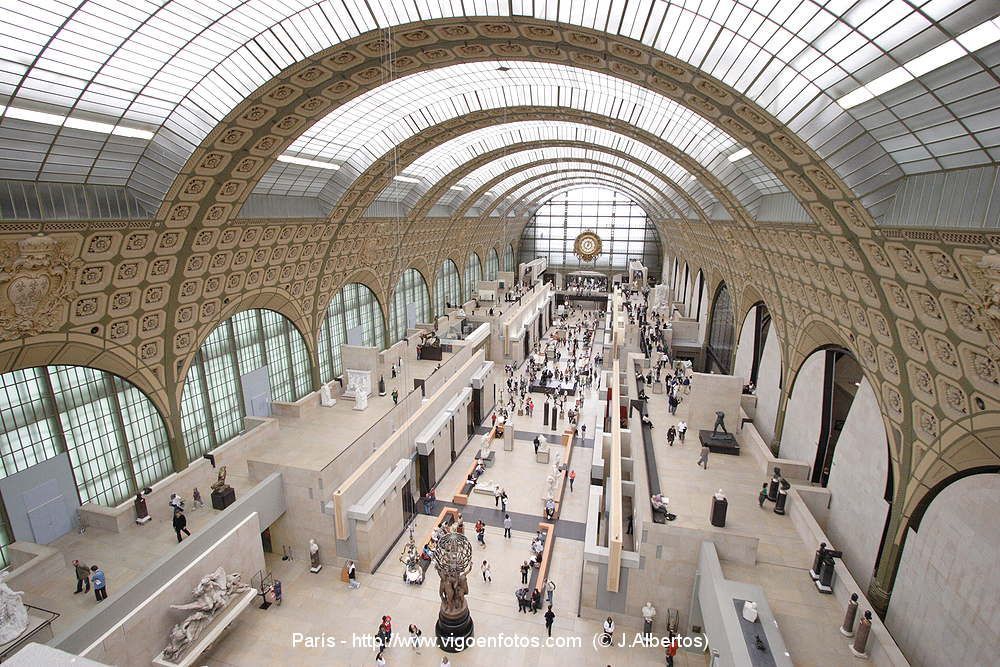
[824,378,889,590]
[887,474,1000,667]
[778,350,824,468]
[753,329,781,445]
[732,309,756,382]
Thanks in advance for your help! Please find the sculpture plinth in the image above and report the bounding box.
[433,532,474,652]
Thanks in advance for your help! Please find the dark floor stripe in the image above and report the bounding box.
[426,502,587,542]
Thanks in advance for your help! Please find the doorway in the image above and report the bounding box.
[449,417,457,462]
[472,388,482,425]
[261,527,273,553]
[401,480,416,526]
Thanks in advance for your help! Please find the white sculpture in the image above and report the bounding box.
[642,601,657,623]
[162,567,249,662]
[545,474,556,499]
[344,369,373,398]
[0,578,28,643]
[309,539,322,573]
[714,488,726,501]
[319,383,336,407]
[742,600,759,623]
[353,389,368,411]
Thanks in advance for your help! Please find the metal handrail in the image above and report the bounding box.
[0,603,60,662]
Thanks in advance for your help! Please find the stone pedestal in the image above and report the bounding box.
[436,609,474,653]
[503,428,514,451]
[698,430,740,455]
[710,496,728,528]
[536,445,550,464]
[211,486,236,510]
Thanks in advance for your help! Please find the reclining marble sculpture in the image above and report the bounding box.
[162,567,249,662]
[0,578,28,643]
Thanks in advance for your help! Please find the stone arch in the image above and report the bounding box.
[885,468,1000,666]
[172,288,313,406]
[333,268,391,323]
[0,336,171,421]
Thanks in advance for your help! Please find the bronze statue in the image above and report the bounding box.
[210,466,229,494]
[433,531,474,651]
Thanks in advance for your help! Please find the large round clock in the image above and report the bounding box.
[573,231,602,262]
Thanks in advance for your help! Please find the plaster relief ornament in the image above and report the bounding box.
[0,235,82,340]
[0,577,28,643]
[573,231,602,262]
[971,250,1000,351]
[162,568,250,661]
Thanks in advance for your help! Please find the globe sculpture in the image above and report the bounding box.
[434,531,474,652]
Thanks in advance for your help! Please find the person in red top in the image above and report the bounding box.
[666,636,678,666]
[568,469,576,492]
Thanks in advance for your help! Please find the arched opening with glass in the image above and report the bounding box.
[464,252,482,302]
[433,259,462,317]
[518,187,662,275]
[181,309,312,461]
[318,283,387,383]
[388,269,432,343]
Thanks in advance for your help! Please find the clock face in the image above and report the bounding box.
[574,231,602,262]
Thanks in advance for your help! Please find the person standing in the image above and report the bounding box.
[91,565,107,602]
[544,605,555,637]
[72,559,91,594]
[568,469,576,492]
[530,587,541,613]
[533,436,540,454]
[758,483,768,508]
[475,520,486,548]
[666,639,678,666]
[698,445,710,470]
[408,624,422,655]
[172,508,191,542]
[545,578,555,605]
[482,560,492,583]
[494,486,502,508]
[500,490,508,513]
[676,420,687,443]
[503,514,512,539]
[666,426,676,447]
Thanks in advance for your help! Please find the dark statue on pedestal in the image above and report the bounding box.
[434,532,474,652]
[712,411,728,435]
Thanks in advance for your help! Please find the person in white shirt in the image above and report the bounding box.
[676,420,688,443]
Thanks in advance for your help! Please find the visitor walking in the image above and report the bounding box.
[408,624,422,654]
[482,560,492,583]
[602,616,615,646]
[504,514,512,538]
[375,650,386,667]
[500,490,508,512]
[758,483,768,508]
[72,559,90,594]
[545,578,555,605]
[544,605,555,637]
[568,469,576,491]
[677,420,687,443]
[172,508,191,542]
[666,426,676,447]
[698,445,710,470]
[91,565,107,602]
[475,520,486,548]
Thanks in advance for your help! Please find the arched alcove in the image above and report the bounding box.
[433,259,462,317]
[388,269,431,343]
[887,472,1000,667]
[318,283,387,383]
[181,309,312,461]
[705,282,734,373]
[0,366,173,511]
[502,245,515,272]
[733,303,782,443]
[485,248,500,281]
[464,252,482,302]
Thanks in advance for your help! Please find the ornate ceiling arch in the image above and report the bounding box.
[455,159,680,220]
[409,138,702,220]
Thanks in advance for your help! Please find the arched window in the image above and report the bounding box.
[502,245,514,272]
[0,366,172,509]
[318,283,386,382]
[389,269,431,343]
[518,188,661,273]
[433,259,462,317]
[463,252,482,301]
[706,283,735,373]
[485,248,500,280]
[181,309,312,461]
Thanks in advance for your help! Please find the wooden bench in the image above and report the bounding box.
[453,425,497,505]
[527,522,556,604]
[542,428,575,520]
[420,507,460,554]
